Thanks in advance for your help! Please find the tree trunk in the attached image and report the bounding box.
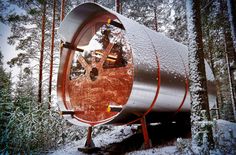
[38,0,46,104]
[220,0,236,122]
[154,6,158,32]
[206,28,220,120]
[227,0,236,50]
[120,0,123,14]
[48,0,56,109]
[186,0,214,149]
[60,0,66,56]
[115,0,120,13]
[226,0,236,121]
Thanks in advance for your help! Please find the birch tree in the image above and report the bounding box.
[186,0,214,151]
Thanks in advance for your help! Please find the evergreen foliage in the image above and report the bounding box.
[201,0,235,122]
[0,0,86,153]
[5,106,66,154]
[0,60,68,153]
[0,51,14,153]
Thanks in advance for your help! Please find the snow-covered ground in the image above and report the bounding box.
[48,120,236,155]
[49,125,135,155]
[128,146,178,155]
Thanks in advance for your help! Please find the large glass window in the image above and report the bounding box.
[69,23,131,81]
[67,19,134,122]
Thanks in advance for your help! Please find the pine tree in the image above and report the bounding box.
[0,1,9,23]
[0,50,14,152]
[48,0,56,107]
[2,1,86,153]
[2,66,67,153]
[38,0,46,105]
[168,0,188,45]
[121,0,172,33]
[201,0,220,120]
[226,0,236,120]
[201,0,235,122]
[227,0,236,50]
[219,0,235,122]
[115,0,121,13]
[186,0,214,152]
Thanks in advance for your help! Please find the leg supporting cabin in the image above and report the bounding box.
[140,117,152,149]
[85,126,94,148]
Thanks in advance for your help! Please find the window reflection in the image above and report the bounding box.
[70,51,86,80]
[69,22,131,80]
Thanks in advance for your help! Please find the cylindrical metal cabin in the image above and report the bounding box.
[57,3,216,126]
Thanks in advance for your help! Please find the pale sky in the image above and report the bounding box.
[0,23,22,84]
[0,2,25,80]
[0,1,26,64]
[0,22,20,73]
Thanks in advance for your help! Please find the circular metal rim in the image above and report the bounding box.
[63,13,135,126]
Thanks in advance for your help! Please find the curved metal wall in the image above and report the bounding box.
[57,3,216,126]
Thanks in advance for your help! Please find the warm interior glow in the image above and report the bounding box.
[67,20,134,122]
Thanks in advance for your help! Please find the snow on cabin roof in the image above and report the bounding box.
[59,2,214,81]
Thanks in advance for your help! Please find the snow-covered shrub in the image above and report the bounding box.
[1,103,73,154]
[62,124,86,142]
[176,138,193,154]
[212,119,236,154]
[92,125,113,137]
[190,110,214,154]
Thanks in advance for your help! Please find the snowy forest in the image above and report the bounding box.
[0,0,236,154]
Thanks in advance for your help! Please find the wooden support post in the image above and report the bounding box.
[140,117,151,149]
[85,126,94,148]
